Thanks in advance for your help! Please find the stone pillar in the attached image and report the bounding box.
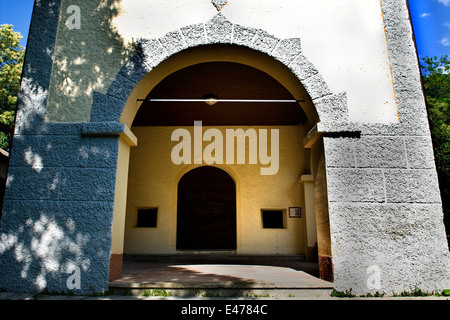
[314,153,333,282]
[301,174,318,263]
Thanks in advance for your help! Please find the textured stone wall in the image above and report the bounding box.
[0,1,124,293]
[321,0,450,295]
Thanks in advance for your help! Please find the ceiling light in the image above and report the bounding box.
[203,94,219,106]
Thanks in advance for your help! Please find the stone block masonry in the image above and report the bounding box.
[0,0,126,291]
[324,130,450,294]
[320,85,450,293]
[0,123,121,293]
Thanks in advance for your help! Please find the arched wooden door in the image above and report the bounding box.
[176,166,237,250]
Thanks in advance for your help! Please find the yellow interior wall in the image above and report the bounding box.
[123,125,307,255]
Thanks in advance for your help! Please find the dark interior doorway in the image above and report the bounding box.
[176,166,237,250]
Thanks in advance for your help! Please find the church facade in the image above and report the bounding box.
[0,0,449,296]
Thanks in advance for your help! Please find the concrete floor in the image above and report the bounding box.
[108,255,334,297]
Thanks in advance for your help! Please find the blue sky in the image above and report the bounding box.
[408,0,450,59]
[0,0,449,59]
[0,0,34,47]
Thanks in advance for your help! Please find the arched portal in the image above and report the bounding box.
[122,58,309,257]
[107,19,342,281]
[177,166,236,250]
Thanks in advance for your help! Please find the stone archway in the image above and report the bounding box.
[99,14,348,281]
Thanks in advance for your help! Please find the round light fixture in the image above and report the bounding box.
[203,94,219,106]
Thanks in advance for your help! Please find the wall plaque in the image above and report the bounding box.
[289,207,301,218]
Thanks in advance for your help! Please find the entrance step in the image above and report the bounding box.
[108,286,333,299]
[123,254,308,268]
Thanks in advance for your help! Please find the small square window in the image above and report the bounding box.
[137,208,158,228]
[261,209,285,229]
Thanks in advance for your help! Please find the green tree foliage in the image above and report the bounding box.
[420,55,450,241]
[0,24,24,151]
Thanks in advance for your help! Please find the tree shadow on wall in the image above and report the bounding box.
[45,0,136,122]
[0,201,114,294]
[0,0,134,294]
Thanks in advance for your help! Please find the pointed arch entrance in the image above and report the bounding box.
[177,166,237,250]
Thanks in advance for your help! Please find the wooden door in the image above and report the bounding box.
[176,166,236,250]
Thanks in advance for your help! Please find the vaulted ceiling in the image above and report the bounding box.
[132,62,307,127]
